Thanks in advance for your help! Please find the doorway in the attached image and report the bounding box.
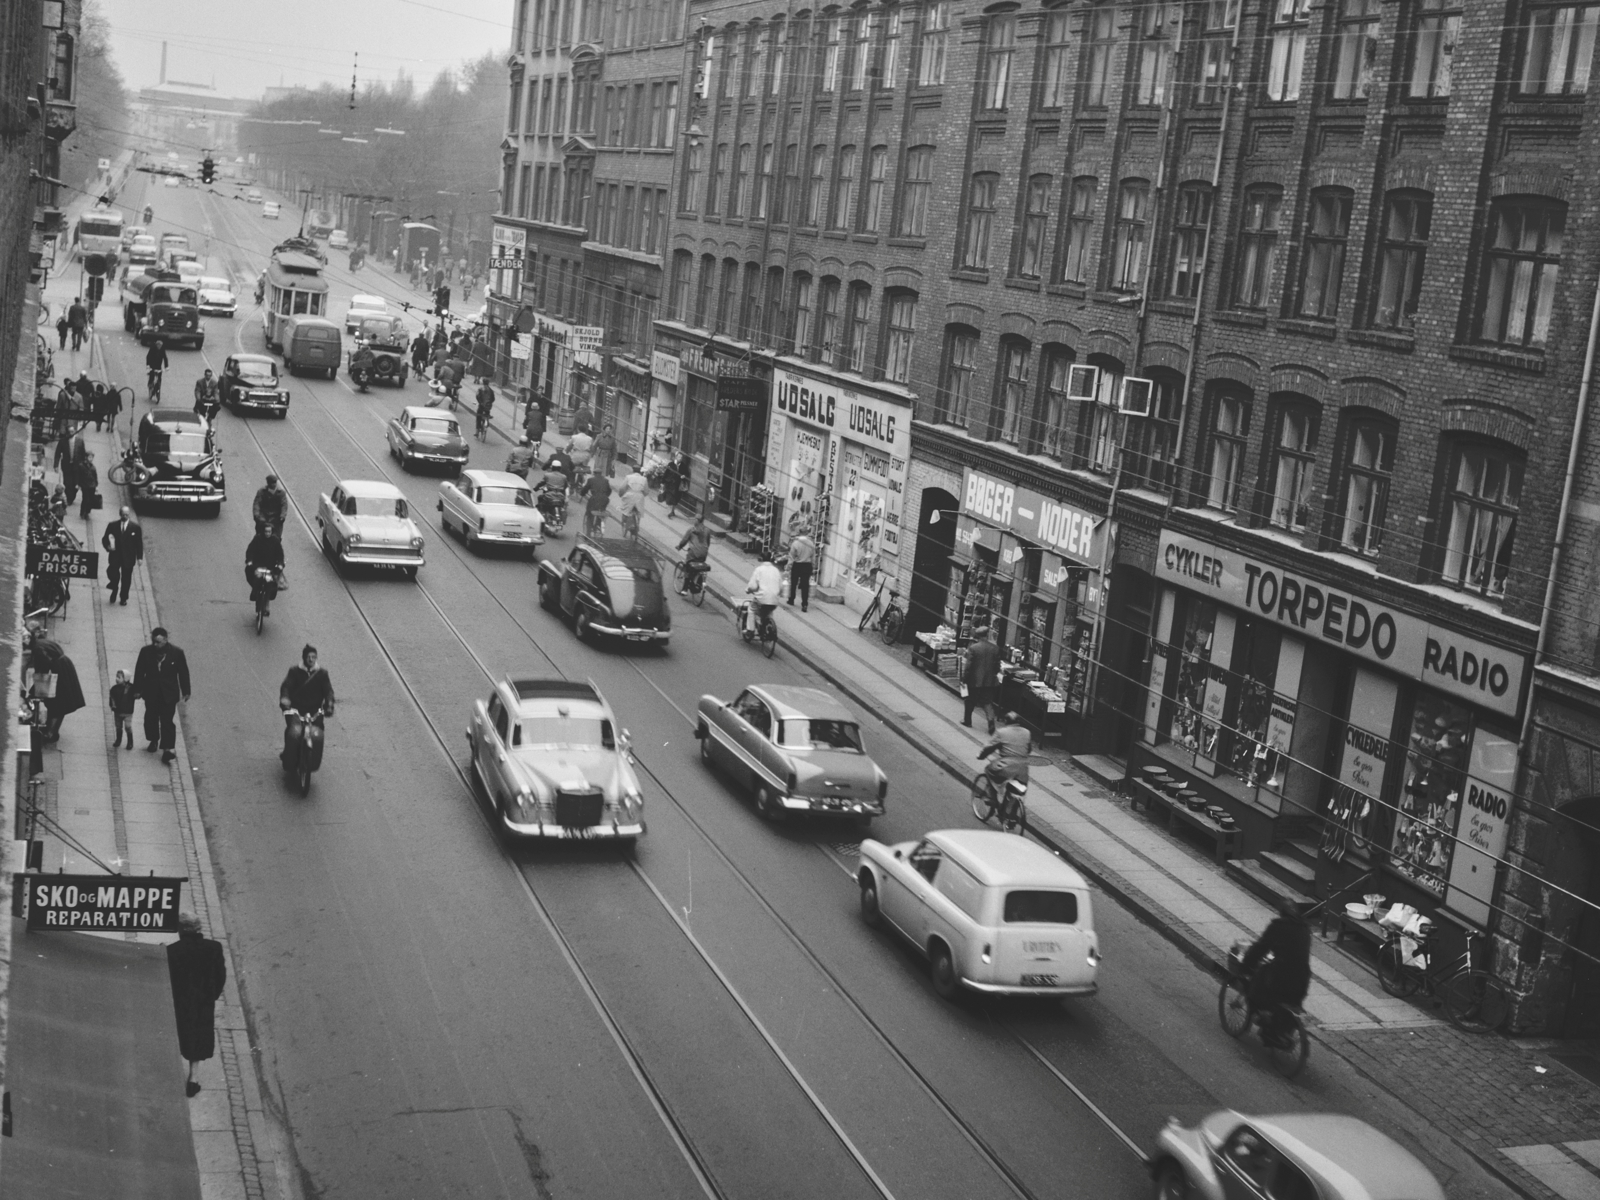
[907,488,958,636]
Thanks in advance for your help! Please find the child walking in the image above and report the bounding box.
[109,669,135,749]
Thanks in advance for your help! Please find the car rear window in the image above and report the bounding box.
[779,719,863,751]
[1004,890,1079,924]
[519,716,614,749]
[478,486,534,508]
[304,327,338,342]
[602,560,658,582]
[413,418,458,437]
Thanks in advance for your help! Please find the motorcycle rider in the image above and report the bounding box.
[244,523,284,615]
[743,548,783,633]
[505,436,538,480]
[977,711,1033,791]
[676,513,711,594]
[279,644,335,768]
[350,341,376,392]
[252,474,288,540]
[193,369,221,419]
[542,447,575,495]
[1239,899,1312,1048]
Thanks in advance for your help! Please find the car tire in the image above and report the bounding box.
[754,784,784,822]
[1153,1162,1191,1200]
[575,610,594,643]
[930,942,960,1000]
[202,502,221,518]
[699,728,713,765]
[859,874,882,928]
[539,576,559,612]
[401,566,418,580]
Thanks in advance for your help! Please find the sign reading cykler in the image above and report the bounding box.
[19,873,186,932]
[960,468,1104,567]
[772,368,911,461]
[1155,530,1529,718]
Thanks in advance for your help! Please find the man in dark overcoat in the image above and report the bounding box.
[134,626,191,762]
[166,912,226,1096]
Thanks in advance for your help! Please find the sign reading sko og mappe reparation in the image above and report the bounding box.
[1155,529,1529,719]
[19,874,187,931]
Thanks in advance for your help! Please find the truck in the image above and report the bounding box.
[306,209,336,239]
[121,268,204,349]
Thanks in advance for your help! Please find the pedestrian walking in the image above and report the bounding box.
[54,313,69,350]
[76,450,98,519]
[572,401,596,437]
[594,423,617,479]
[166,912,226,1098]
[63,435,87,505]
[26,621,86,743]
[961,626,1002,734]
[109,669,136,749]
[102,505,143,604]
[91,381,114,431]
[133,626,191,763]
[67,297,88,351]
[49,484,67,525]
[786,530,816,611]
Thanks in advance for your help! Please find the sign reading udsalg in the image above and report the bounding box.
[18,874,187,931]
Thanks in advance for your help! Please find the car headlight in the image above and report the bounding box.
[619,787,643,818]
[410,535,425,550]
[348,532,362,545]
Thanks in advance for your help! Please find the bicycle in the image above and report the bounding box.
[674,558,708,606]
[251,568,277,635]
[1218,943,1311,1079]
[475,406,492,441]
[970,770,1027,833]
[584,509,606,538]
[620,508,641,541]
[106,445,153,488]
[858,572,904,644]
[1376,922,1510,1033]
[736,597,778,658]
[147,368,163,405]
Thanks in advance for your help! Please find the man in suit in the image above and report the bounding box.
[962,625,1002,733]
[102,505,143,605]
[133,626,191,763]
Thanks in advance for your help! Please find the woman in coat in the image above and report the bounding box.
[27,625,86,743]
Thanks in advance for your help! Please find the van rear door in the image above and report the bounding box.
[991,888,1097,990]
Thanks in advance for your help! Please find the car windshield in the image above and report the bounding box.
[151,285,197,305]
[236,360,275,380]
[360,318,403,341]
[1003,890,1079,924]
[479,486,534,508]
[346,495,408,519]
[518,716,614,749]
[779,719,863,751]
[149,429,209,458]
[200,277,230,291]
[412,418,458,437]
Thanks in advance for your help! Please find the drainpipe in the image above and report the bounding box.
[1519,271,1600,755]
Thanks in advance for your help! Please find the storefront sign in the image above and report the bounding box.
[1155,530,1529,719]
[772,368,911,461]
[651,350,681,385]
[1445,730,1517,926]
[25,545,97,578]
[492,224,527,249]
[19,873,186,931]
[960,469,1103,567]
[716,375,768,412]
[531,313,570,344]
[573,326,604,353]
[509,333,531,361]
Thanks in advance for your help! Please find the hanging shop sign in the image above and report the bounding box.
[509,333,531,361]
[26,545,97,578]
[1155,529,1529,719]
[651,350,681,385]
[573,326,604,353]
[18,873,187,931]
[1445,730,1518,926]
[772,368,911,462]
[530,313,571,344]
[959,468,1104,568]
[716,374,768,412]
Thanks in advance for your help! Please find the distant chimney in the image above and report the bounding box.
[160,42,167,85]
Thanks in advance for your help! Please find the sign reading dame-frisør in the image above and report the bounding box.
[1155,529,1528,718]
[19,873,187,931]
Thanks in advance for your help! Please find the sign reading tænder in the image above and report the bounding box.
[19,873,187,931]
[1155,529,1529,718]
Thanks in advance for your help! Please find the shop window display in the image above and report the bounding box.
[1167,599,1218,754]
[1223,622,1281,785]
[1390,692,1473,894]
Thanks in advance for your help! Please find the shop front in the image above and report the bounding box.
[526,312,573,417]
[763,365,911,611]
[1136,524,1532,939]
[604,356,652,466]
[651,327,765,524]
[908,466,1106,740]
[487,223,529,393]
[648,349,679,457]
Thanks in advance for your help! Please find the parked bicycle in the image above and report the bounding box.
[1377,921,1510,1033]
[858,572,904,645]
[1218,942,1311,1078]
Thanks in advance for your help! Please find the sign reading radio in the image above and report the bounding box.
[961,468,1104,568]
[1156,529,1530,719]
[19,873,187,932]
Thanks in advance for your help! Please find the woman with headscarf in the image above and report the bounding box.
[27,622,86,743]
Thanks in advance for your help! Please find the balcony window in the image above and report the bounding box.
[1440,443,1522,598]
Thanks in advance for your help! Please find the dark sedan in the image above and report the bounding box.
[537,537,670,647]
[221,354,289,418]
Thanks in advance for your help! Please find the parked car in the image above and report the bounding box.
[196,275,235,317]
[315,480,424,576]
[537,537,671,647]
[347,315,409,387]
[468,677,646,845]
[696,684,886,824]
[387,405,468,474]
[220,353,288,418]
[438,469,543,554]
[856,830,1100,999]
[262,201,281,219]
[343,293,389,335]
[1149,1111,1446,1200]
[327,229,349,249]
[279,315,342,378]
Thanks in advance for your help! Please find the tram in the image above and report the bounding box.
[262,238,330,351]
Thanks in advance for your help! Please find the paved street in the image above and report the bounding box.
[40,169,1558,1200]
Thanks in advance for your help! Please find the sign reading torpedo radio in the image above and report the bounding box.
[1155,529,1529,718]
[960,468,1104,567]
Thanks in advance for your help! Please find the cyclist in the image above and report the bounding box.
[144,340,169,403]
[505,436,538,480]
[977,712,1032,795]
[743,548,783,636]
[474,381,495,438]
[1238,900,1312,1048]
[245,523,285,616]
[617,466,647,539]
[252,474,288,540]
[582,468,612,537]
[193,369,221,420]
[410,331,431,376]
[676,513,711,594]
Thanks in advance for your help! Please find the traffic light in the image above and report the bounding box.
[201,157,215,185]
[86,275,104,304]
[434,285,451,315]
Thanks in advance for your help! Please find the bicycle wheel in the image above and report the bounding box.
[255,602,265,635]
[1377,941,1421,998]
[881,606,903,645]
[1218,978,1251,1038]
[673,561,688,595]
[28,574,68,616]
[1268,1014,1310,1079]
[760,619,777,658]
[1001,798,1026,834]
[1440,970,1511,1034]
[971,775,998,824]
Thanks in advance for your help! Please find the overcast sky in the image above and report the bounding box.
[105,0,511,100]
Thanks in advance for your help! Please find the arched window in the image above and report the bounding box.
[1205,386,1251,511]
[1334,410,1396,554]
[1124,369,1185,491]
[1437,438,1523,598]
[791,272,816,353]
[898,144,934,237]
[1032,345,1075,458]
[991,338,1032,442]
[937,325,980,424]
[963,172,1000,269]
[818,276,842,363]
[669,250,693,322]
[1074,354,1122,472]
[845,282,873,371]
[694,254,716,327]
[1016,174,1052,279]
[1372,190,1432,330]
[1264,396,1320,531]
[883,289,918,383]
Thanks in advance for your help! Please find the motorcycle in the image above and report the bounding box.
[282,707,327,796]
[348,249,364,272]
[536,487,566,536]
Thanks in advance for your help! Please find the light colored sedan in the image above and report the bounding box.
[696,684,886,824]
[344,293,389,334]
[328,229,349,249]
[197,276,236,317]
[1150,1111,1445,1200]
[438,469,543,554]
[315,479,424,577]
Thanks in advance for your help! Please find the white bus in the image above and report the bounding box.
[76,207,125,258]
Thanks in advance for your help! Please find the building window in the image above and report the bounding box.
[1331,0,1380,98]
[555,77,569,134]
[846,283,872,371]
[779,143,799,222]
[885,291,917,383]
[1124,371,1185,490]
[1408,0,1461,97]
[664,81,679,145]
[1299,189,1352,319]
[1268,403,1319,531]
[849,14,871,89]
[730,144,752,217]
[940,327,979,423]
[739,264,761,339]
[722,29,741,98]
[694,254,716,326]
[1041,10,1071,108]
[1267,0,1312,100]
[1200,0,1237,103]
[755,143,774,218]
[1372,190,1431,331]
[718,259,739,329]
[1036,350,1074,458]
[682,142,703,212]
[833,144,858,229]
[1015,174,1051,279]
[518,164,532,218]
[669,252,693,322]
[1168,182,1212,299]
[793,273,815,352]
[748,25,767,96]
[707,143,728,214]
[1111,180,1150,291]
[1519,1,1600,93]
[1136,3,1173,106]
[1059,176,1097,283]
[818,277,842,364]
[1207,392,1249,511]
[509,78,524,134]
[863,146,888,232]
[992,340,1031,442]
[918,1,949,85]
[1076,359,1121,473]
[1233,187,1282,309]
[981,13,1017,109]
[771,22,788,93]
[899,144,933,236]
[963,172,1000,270]
[1338,417,1395,554]
[1083,5,1116,106]
[763,266,785,344]
[806,145,827,225]
[1478,196,1564,347]
[882,9,903,86]
[823,15,843,91]
[1440,442,1523,598]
